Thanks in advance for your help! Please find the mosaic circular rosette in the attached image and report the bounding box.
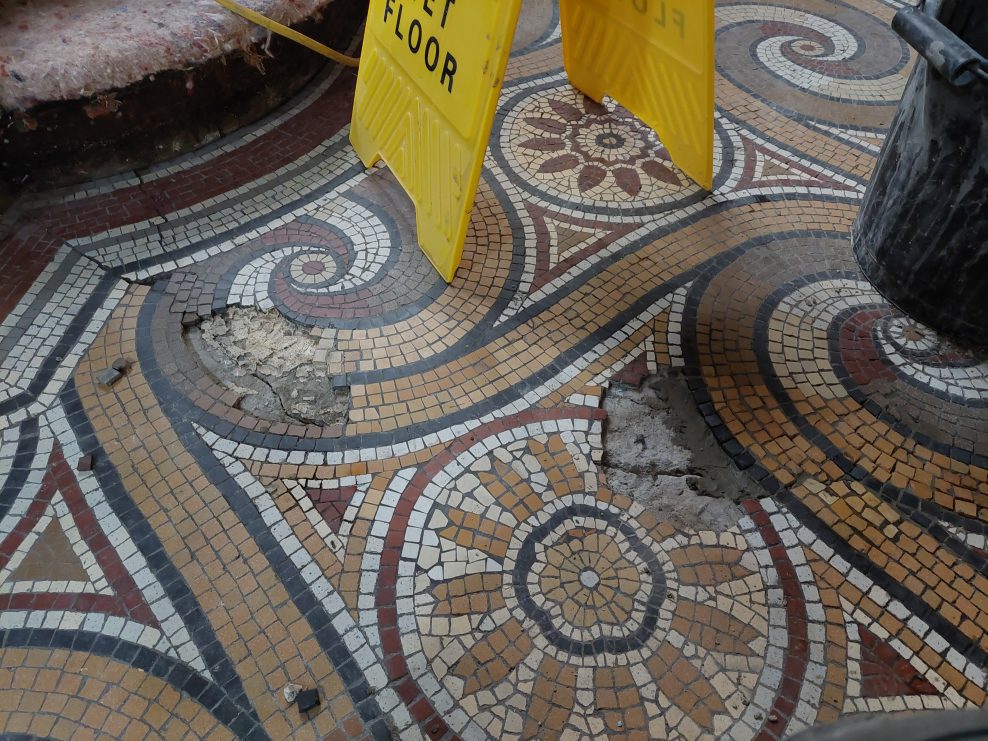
[393,418,775,739]
[716,0,910,127]
[494,80,719,213]
[512,503,671,655]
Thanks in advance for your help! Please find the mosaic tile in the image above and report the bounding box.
[0,0,985,737]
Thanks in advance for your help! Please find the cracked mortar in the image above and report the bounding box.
[602,369,763,531]
[187,307,348,426]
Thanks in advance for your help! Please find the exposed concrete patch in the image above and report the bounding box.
[187,307,348,426]
[602,369,764,531]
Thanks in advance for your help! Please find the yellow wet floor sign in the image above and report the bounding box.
[350,0,523,281]
[351,0,715,282]
[560,0,715,191]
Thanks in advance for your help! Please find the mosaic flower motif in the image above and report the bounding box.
[409,428,767,739]
[534,529,642,629]
[513,90,687,201]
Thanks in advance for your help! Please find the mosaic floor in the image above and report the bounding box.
[2,0,987,738]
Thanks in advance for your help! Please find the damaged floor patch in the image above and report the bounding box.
[602,369,764,530]
[187,306,348,426]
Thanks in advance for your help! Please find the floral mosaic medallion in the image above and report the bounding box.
[498,81,708,210]
[395,419,778,740]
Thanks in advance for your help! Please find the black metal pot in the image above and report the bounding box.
[852,0,988,348]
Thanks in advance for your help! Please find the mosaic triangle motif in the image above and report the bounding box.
[526,204,636,291]
[609,334,662,388]
[6,506,101,588]
[853,132,887,150]
[610,350,649,387]
[307,485,359,535]
[736,133,855,193]
[807,121,888,153]
[857,624,939,698]
[0,442,158,626]
[282,474,374,556]
[546,220,609,271]
[759,154,800,180]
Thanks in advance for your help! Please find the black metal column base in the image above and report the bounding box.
[853,231,988,350]
[853,0,988,351]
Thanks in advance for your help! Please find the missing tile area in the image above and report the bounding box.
[187,307,348,426]
[602,369,765,530]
